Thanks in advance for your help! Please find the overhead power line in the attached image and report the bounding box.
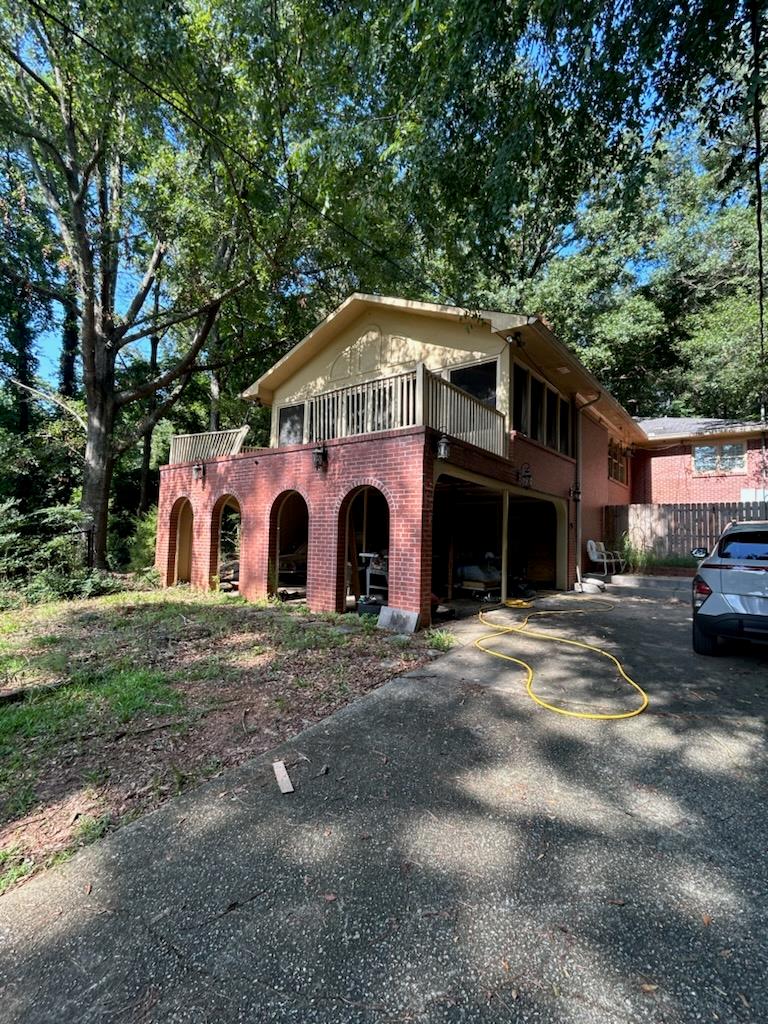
[21,0,457,308]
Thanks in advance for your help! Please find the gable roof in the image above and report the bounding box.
[243,292,645,443]
[638,417,766,442]
[242,293,529,404]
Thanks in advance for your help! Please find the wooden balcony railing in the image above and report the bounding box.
[307,363,506,457]
[168,364,507,464]
[168,426,250,464]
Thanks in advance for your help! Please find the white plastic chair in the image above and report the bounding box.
[586,540,626,576]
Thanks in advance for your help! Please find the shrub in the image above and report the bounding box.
[128,507,158,571]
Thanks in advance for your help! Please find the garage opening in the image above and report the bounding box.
[211,495,241,591]
[271,491,309,597]
[431,476,503,608]
[507,497,558,589]
[341,486,390,610]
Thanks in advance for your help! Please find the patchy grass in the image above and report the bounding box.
[424,628,457,652]
[0,590,442,894]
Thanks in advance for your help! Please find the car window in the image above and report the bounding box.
[718,530,768,561]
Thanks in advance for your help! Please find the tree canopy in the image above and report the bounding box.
[0,0,765,583]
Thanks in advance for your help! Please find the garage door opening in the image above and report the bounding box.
[507,497,558,590]
[431,476,503,608]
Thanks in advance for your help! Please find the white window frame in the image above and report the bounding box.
[692,441,747,476]
[512,357,572,456]
[441,355,500,409]
[608,439,628,485]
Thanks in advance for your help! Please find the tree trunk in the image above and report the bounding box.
[138,329,160,514]
[82,403,115,570]
[59,278,79,398]
[8,295,33,435]
[210,368,221,431]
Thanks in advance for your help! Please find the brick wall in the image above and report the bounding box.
[157,428,433,623]
[156,416,640,621]
[632,438,768,503]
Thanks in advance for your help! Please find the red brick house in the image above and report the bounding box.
[155,293,767,625]
[631,418,768,504]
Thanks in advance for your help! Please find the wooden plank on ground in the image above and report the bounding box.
[273,760,294,794]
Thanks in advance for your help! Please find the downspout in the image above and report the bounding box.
[574,392,601,584]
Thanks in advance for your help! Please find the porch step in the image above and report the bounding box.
[604,574,693,600]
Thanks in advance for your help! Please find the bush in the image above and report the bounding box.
[128,507,158,571]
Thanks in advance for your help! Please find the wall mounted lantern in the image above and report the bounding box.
[568,483,582,502]
[192,462,206,482]
[518,462,532,489]
[312,443,328,471]
[436,433,451,461]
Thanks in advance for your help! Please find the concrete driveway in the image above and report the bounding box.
[1,595,767,1024]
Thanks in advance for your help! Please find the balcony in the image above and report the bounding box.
[306,364,507,457]
[168,364,507,464]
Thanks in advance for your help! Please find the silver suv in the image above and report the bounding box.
[691,521,768,655]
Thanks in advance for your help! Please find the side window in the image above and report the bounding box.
[546,389,558,449]
[512,364,529,432]
[608,440,627,484]
[693,442,746,474]
[278,404,305,446]
[448,360,497,407]
[529,378,544,442]
[559,398,571,455]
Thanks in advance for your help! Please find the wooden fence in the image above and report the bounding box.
[605,502,768,557]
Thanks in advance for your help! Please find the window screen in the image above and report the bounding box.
[278,404,305,446]
[718,531,768,560]
[449,360,497,407]
[546,390,558,449]
[559,398,570,455]
[529,379,544,441]
[512,364,529,432]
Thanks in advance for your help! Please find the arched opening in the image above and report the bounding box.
[168,497,194,585]
[210,495,242,591]
[339,486,390,611]
[269,490,309,599]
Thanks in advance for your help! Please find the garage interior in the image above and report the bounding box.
[431,474,560,609]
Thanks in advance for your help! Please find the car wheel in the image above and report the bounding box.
[692,618,719,656]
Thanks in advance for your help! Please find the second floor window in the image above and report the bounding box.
[512,361,572,456]
[448,360,497,407]
[278,404,305,446]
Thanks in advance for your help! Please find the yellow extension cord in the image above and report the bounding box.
[475,598,649,721]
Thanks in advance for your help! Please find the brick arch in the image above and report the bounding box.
[267,489,311,597]
[207,493,243,588]
[334,483,392,612]
[166,495,194,585]
[331,477,398,520]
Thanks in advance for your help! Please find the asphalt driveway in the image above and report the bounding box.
[1,594,767,1023]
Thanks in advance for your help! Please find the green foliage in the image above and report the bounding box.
[128,507,158,571]
[424,628,456,652]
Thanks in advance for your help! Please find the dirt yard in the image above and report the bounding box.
[0,590,443,894]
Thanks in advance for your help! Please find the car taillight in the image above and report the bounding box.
[693,576,712,609]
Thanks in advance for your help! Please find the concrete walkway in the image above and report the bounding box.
[1,595,767,1023]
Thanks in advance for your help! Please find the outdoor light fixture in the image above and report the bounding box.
[436,433,451,461]
[518,463,532,489]
[312,443,328,471]
[192,462,206,482]
[569,483,582,502]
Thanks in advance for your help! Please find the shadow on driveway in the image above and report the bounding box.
[1,596,766,1023]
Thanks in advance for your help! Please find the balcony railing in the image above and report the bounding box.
[168,365,507,465]
[307,364,507,457]
[169,426,250,464]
